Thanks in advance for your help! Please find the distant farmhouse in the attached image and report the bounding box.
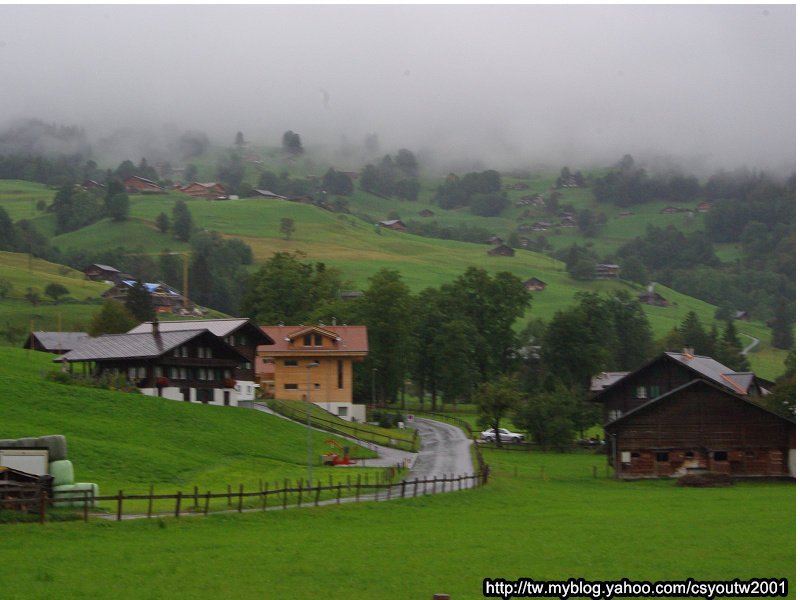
[124,176,164,194]
[487,244,515,257]
[594,264,620,279]
[179,182,227,199]
[523,277,547,292]
[377,220,407,232]
[103,280,188,314]
[84,264,128,284]
[592,351,794,480]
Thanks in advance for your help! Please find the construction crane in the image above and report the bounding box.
[123,251,191,310]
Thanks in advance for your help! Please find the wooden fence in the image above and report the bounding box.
[5,470,489,524]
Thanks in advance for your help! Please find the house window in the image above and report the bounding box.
[285,359,298,367]
[303,334,312,346]
[337,360,344,389]
[314,383,321,390]
[608,409,622,422]
[636,386,647,399]
[649,385,660,398]
[284,383,298,390]
[713,451,728,462]
[337,406,348,417]
[314,334,323,346]
[656,452,669,462]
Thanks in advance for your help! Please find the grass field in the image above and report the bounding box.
[0,347,394,514]
[0,449,793,599]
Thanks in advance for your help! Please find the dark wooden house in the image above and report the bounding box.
[127,318,274,403]
[179,182,226,199]
[593,351,792,479]
[488,244,515,257]
[605,379,794,479]
[58,325,253,407]
[377,219,407,232]
[84,263,122,283]
[523,277,547,291]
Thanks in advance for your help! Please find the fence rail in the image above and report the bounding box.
[2,470,488,524]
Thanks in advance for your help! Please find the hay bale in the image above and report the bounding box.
[53,483,98,508]
[16,437,40,447]
[36,435,68,461]
[49,459,75,486]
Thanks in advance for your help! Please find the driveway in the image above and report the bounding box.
[405,417,475,491]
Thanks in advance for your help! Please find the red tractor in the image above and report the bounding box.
[321,439,356,465]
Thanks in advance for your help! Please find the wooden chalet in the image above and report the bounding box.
[127,318,273,404]
[592,351,793,479]
[81,179,105,191]
[179,182,226,199]
[84,263,123,283]
[377,219,407,232]
[23,331,89,355]
[488,244,515,257]
[696,201,714,213]
[595,264,620,279]
[123,176,164,194]
[257,325,369,422]
[57,325,251,406]
[638,290,669,307]
[523,277,547,292]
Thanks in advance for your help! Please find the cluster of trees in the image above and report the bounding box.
[359,149,420,200]
[433,169,509,217]
[593,155,701,206]
[0,206,56,261]
[403,220,493,244]
[47,180,131,234]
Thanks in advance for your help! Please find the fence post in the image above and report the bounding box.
[194,485,199,510]
[315,482,321,507]
[39,490,47,524]
[401,479,407,498]
[227,484,232,506]
[116,490,124,521]
[83,489,89,522]
[262,483,268,511]
[432,476,437,495]
[386,481,392,501]
[297,479,303,507]
[204,491,211,515]
[282,481,288,510]
[175,491,182,519]
[413,477,418,497]
[147,484,154,518]
[356,474,361,501]
[337,482,342,504]
[238,484,244,512]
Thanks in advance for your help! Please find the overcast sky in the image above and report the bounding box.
[0,4,795,173]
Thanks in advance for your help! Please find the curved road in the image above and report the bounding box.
[406,418,475,491]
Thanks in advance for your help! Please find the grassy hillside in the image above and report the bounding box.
[0,347,381,511]
[0,177,788,378]
[1,449,793,599]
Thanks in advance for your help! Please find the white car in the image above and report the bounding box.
[481,428,524,443]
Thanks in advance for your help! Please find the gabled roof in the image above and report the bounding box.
[87,264,119,273]
[25,331,90,352]
[253,189,287,199]
[605,378,795,427]
[259,325,368,354]
[592,351,763,400]
[590,371,629,392]
[59,330,209,362]
[128,319,274,345]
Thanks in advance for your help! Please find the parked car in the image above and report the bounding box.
[480,428,524,443]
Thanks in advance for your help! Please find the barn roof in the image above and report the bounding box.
[605,378,795,427]
[59,330,207,362]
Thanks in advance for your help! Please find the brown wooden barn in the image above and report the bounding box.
[179,182,226,199]
[593,351,794,479]
[124,175,164,194]
[487,244,515,257]
[605,379,795,479]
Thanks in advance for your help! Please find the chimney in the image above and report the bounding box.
[152,320,160,337]
[682,347,694,360]
[332,317,337,326]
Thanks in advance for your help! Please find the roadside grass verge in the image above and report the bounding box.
[267,398,419,452]
[0,450,792,600]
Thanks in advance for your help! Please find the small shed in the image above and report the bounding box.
[23,331,90,354]
[523,277,547,291]
[377,220,408,232]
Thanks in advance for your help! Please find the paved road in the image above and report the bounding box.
[405,418,475,491]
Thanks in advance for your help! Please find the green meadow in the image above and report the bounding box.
[0,447,793,599]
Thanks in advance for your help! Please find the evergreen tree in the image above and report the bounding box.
[88,300,138,336]
[172,199,193,242]
[156,212,170,234]
[124,280,156,322]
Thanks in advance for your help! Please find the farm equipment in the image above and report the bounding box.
[321,440,356,466]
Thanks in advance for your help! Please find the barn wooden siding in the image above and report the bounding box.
[607,382,794,479]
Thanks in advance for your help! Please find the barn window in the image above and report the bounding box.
[713,451,728,462]
[631,452,640,459]
[656,452,669,462]
[284,383,298,390]
[285,359,298,367]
